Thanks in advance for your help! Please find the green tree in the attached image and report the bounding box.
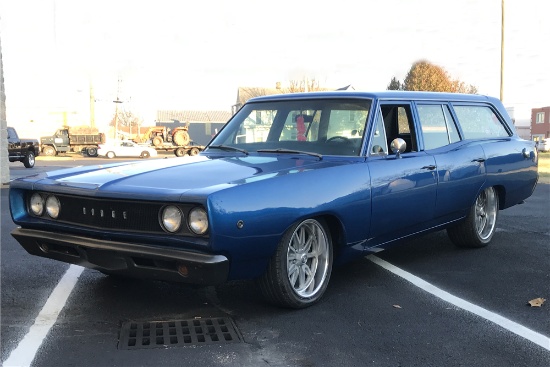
[387,76,403,90]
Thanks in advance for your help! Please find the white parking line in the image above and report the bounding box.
[367,255,550,351]
[3,265,84,367]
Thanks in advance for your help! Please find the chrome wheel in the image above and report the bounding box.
[258,218,333,308]
[475,187,498,241]
[286,219,330,298]
[447,186,499,248]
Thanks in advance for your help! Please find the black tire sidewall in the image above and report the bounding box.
[87,147,98,157]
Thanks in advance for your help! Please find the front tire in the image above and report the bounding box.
[106,151,116,159]
[258,218,333,309]
[447,187,499,248]
[23,151,35,168]
[43,146,56,156]
[152,136,163,147]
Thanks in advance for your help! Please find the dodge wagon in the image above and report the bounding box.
[9,91,538,308]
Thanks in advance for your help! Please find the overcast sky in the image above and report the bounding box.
[1,0,549,126]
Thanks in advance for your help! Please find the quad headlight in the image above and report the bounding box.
[29,193,45,216]
[45,195,61,219]
[189,207,208,235]
[29,193,61,219]
[161,205,183,233]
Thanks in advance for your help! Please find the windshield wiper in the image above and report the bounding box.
[207,145,249,155]
[257,148,323,160]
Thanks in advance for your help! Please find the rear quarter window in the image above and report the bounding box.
[417,104,460,150]
[452,105,510,139]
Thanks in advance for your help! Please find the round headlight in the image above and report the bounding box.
[188,207,208,235]
[161,205,183,233]
[45,195,61,219]
[29,193,44,216]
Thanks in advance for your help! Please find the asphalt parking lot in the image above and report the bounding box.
[1,155,549,367]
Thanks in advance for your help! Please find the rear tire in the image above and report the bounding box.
[175,147,186,157]
[141,151,150,158]
[189,147,200,156]
[258,218,333,309]
[87,147,98,157]
[173,130,190,146]
[447,187,499,248]
[23,151,35,168]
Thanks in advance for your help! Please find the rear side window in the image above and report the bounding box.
[417,104,461,150]
[453,105,510,139]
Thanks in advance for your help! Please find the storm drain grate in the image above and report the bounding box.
[118,317,242,350]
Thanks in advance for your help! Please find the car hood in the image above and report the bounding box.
[21,155,350,200]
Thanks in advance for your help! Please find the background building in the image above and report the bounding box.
[531,106,550,141]
[506,106,531,140]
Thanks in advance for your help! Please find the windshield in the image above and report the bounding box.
[208,98,372,157]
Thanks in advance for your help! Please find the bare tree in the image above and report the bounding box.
[286,78,322,93]
[110,109,143,138]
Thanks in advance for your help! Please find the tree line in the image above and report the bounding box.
[245,59,478,99]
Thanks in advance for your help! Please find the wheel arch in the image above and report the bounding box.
[312,214,346,261]
[492,184,506,210]
[473,184,506,211]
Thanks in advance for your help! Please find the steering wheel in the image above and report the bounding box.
[326,136,351,143]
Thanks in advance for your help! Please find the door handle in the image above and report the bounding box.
[472,158,486,163]
[422,165,436,170]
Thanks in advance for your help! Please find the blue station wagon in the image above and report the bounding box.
[9,91,539,308]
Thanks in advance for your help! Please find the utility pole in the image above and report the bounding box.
[500,0,505,102]
[113,77,122,140]
[89,78,95,129]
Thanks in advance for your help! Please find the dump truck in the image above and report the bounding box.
[40,127,105,157]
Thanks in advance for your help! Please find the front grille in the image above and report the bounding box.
[118,318,242,350]
[58,195,162,232]
[28,192,201,235]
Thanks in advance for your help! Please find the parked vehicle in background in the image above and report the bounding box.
[9,91,538,309]
[97,140,158,159]
[7,126,40,168]
[135,125,191,147]
[40,127,105,157]
[536,138,550,152]
[133,125,205,157]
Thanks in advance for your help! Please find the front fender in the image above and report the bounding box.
[206,162,372,267]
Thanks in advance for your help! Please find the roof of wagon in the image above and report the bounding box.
[247,90,498,104]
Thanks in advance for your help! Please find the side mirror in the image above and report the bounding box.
[390,138,406,158]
